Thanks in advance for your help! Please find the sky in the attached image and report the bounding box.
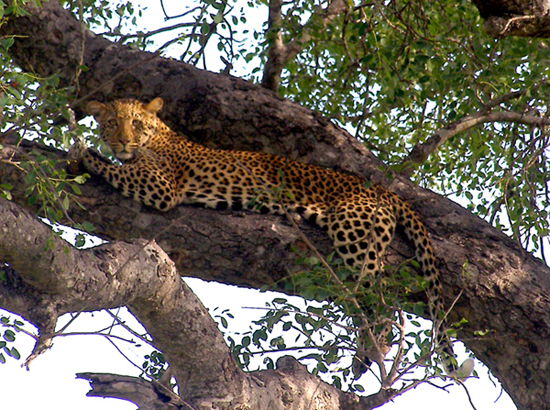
[0,280,516,410]
[0,1,519,409]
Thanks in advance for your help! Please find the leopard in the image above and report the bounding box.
[71,97,473,378]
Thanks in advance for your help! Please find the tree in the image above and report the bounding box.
[1,0,550,409]
[471,0,550,37]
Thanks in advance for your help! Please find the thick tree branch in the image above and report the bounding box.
[472,0,550,37]
[262,0,284,91]
[76,373,185,410]
[78,357,392,410]
[0,198,390,410]
[0,197,243,397]
[2,2,550,409]
[0,199,305,408]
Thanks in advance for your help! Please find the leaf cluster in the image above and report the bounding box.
[0,315,23,364]
[262,0,550,252]
[225,257,463,394]
[141,350,168,381]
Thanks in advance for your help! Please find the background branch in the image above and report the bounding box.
[0,197,376,409]
[401,96,550,177]
[261,0,349,91]
[3,1,550,408]
[76,373,184,410]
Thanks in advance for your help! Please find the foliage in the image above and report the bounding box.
[62,0,258,72]
[142,350,168,380]
[0,12,93,227]
[0,0,546,405]
[226,257,465,394]
[271,0,550,252]
[0,315,22,364]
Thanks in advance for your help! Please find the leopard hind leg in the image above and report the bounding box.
[327,200,397,377]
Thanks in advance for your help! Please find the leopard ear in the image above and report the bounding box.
[145,97,163,114]
[86,101,109,120]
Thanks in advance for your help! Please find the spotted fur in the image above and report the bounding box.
[76,97,470,377]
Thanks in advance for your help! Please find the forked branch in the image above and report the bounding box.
[401,90,550,177]
[262,0,349,91]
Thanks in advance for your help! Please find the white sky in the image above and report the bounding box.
[0,1,519,409]
[0,280,516,410]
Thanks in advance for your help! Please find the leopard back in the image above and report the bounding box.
[80,97,471,378]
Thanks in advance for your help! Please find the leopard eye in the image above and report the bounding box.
[132,119,143,129]
[106,119,117,128]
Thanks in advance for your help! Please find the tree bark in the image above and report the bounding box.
[472,0,550,37]
[0,198,374,409]
[2,1,550,409]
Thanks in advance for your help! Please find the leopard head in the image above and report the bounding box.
[86,98,164,161]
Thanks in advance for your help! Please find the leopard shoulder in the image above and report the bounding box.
[75,97,472,378]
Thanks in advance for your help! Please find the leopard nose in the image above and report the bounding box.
[120,121,134,142]
[118,136,133,150]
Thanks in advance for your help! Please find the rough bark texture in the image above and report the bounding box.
[0,198,374,409]
[472,0,550,37]
[1,1,550,409]
[76,373,184,410]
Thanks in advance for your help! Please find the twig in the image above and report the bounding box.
[401,90,550,177]
[105,309,155,346]
[457,378,479,410]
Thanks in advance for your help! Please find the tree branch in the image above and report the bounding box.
[401,98,550,177]
[261,0,349,91]
[0,196,242,393]
[1,197,381,409]
[472,0,550,37]
[3,2,550,408]
[76,373,184,410]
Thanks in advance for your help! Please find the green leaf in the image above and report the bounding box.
[6,347,20,360]
[75,234,86,248]
[252,329,267,345]
[74,175,88,184]
[80,222,95,233]
[352,384,365,392]
[25,170,37,185]
[474,329,490,337]
[70,183,82,195]
[3,329,15,342]
[61,195,70,210]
